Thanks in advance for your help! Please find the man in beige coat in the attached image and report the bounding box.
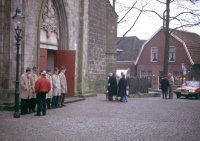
[19,67,32,115]
[168,73,174,99]
[28,66,38,113]
[46,68,53,109]
[51,67,61,108]
[58,66,67,107]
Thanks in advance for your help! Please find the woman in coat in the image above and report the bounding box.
[108,73,117,101]
[105,73,112,100]
[118,73,128,102]
[161,74,170,99]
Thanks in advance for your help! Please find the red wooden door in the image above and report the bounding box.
[40,48,47,71]
[54,50,76,97]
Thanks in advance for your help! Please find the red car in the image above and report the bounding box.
[174,81,200,99]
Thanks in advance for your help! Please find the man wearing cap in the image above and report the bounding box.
[28,66,38,113]
[168,73,174,99]
[35,71,51,116]
[51,68,61,108]
[19,67,32,115]
[58,66,67,107]
[46,68,53,109]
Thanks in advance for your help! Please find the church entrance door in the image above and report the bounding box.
[54,50,76,97]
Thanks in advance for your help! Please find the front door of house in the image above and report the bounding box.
[54,50,76,97]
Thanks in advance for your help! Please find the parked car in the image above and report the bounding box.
[174,81,200,99]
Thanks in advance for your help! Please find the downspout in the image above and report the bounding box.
[190,65,193,81]
[135,65,137,76]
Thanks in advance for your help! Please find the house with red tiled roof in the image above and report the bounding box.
[135,27,200,89]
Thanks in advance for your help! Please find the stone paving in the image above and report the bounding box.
[0,94,200,141]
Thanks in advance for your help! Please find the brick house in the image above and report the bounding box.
[117,36,146,76]
[135,27,200,89]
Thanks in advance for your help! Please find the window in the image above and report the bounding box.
[173,71,186,86]
[151,47,158,62]
[169,46,175,62]
[141,71,152,88]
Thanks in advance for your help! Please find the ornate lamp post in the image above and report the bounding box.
[12,8,24,118]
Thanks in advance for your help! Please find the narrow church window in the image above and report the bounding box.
[151,47,158,62]
[169,46,175,62]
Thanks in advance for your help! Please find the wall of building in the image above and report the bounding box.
[0,0,117,100]
[117,63,135,76]
[137,29,192,89]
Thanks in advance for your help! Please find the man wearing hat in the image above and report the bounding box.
[34,71,51,116]
[46,68,53,109]
[19,67,32,115]
[168,73,174,99]
[28,66,38,113]
[58,66,67,107]
[51,68,61,108]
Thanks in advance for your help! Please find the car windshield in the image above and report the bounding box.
[182,81,199,87]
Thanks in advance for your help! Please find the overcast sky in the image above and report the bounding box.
[109,0,200,40]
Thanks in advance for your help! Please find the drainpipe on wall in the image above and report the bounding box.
[190,65,193,81]
[135,65,137,76]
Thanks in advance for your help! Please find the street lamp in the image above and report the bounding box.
[12,8,24,118]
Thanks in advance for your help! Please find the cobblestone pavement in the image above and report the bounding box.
[0,94,200,141]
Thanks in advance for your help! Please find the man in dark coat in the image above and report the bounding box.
[108,73,117,101]
[118,73,128,102]
[161,74,170,99]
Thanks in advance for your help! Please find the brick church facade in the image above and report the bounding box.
[0,0,117,101]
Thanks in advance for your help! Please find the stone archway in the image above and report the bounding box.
[37,0,68,70]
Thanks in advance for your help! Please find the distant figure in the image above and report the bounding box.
[105,73,112,100]
[58,66,67,107]
[108,73,117,101]
[35,71,51,116]
[182,61,186,76]
[51,68,61,108]
[19,67,32,115]
[125,68,130,78]
[168,73,174,99]
[118,73,128,102]
[28,66,38,113]
[161,74,169,99]
[116,74,121,100]
[46,68,53,109]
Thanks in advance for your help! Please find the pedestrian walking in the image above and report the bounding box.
[46,68,53,109]
[108,73,117,101]
[105,73,112,100]
[161,74,170,99]
[58,66,67,107]
[168,73,174,99]
[118,73,128,102]
[51,68,61,108]
[19,67,32,115]
[34,71,51,116]
[28,66,38,113]
[115,74,121,101]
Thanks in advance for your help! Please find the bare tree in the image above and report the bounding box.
[123,0,200,74]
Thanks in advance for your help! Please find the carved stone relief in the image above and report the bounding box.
[40,0,59,39]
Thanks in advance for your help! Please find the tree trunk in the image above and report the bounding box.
[113,0,116,11]
[163,0,170,75]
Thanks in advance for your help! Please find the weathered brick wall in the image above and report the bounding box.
[87,0,117,93]
[137,29,192,89]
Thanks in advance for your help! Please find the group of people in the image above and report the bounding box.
[105,72,128,102]
[19,66,67,116]
[160,73,174,99]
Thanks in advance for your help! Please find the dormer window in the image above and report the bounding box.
[169,46,175,62]
[151,47,158,62]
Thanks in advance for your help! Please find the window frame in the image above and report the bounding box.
[168,46,176,62]
[151,46,158,62]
